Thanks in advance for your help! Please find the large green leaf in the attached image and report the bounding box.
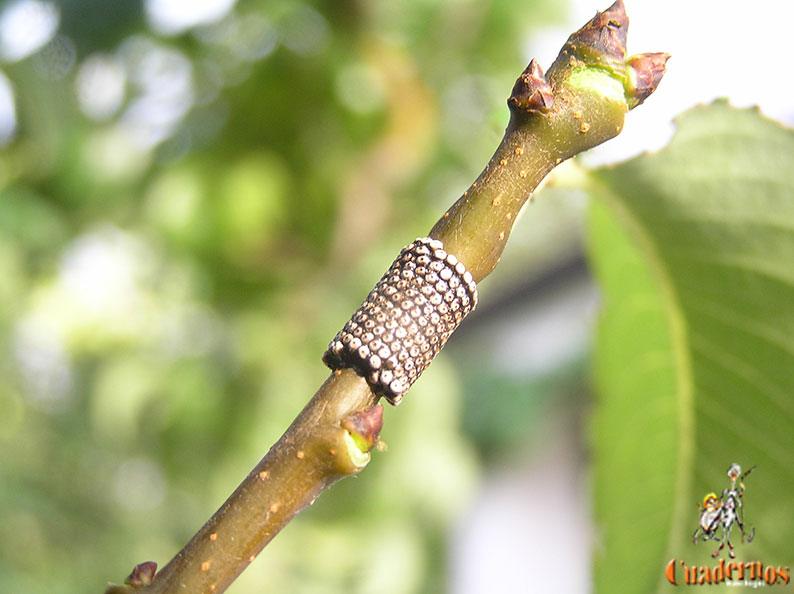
[587,101,794,592]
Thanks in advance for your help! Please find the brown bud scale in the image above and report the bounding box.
[125,561,157,588]
[626,52,671,107]
[509,58,554,113]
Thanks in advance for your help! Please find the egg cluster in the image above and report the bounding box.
[323,237,478,405]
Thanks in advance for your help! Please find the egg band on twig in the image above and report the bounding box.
[323,238,478,405]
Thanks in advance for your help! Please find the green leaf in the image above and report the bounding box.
[587,101,794,592]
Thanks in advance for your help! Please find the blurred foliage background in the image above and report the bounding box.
[5,0,794,593]
[0,0,597,592]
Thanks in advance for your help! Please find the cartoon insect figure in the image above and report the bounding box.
[693,464,756,558]
[692,492,723,543]
[713,464,756,558]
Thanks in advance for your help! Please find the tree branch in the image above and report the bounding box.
[107,2,668,592]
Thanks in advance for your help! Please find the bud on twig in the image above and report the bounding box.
[509,59,554,113]
[125,562,157,588]
[560,0,628,73]
[342,405,383,453]
[125,5,669,593]
[626,52,671,108]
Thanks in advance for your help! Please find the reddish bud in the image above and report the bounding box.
[124,561,157,588]
[567,0,628,61]
[509,59,554,113]
[626,52,670,107]
[342,405,383,453]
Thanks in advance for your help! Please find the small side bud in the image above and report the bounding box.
[509,59,554,113]
[124,561,157,588]
[626,53,670,108]
[342,405,383,454]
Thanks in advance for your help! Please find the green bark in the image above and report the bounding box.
[109,2,668,592]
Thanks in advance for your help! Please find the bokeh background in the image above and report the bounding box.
[0,0,791,593]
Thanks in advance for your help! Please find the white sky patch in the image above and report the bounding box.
[145,0,237,36]
[76,53,127,121]
[0,0,59,62]
[0,69,16,144]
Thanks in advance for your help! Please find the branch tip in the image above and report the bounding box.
[568,0,629,61]
[560,0,629,76]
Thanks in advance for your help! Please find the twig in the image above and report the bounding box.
[108,2,667,592]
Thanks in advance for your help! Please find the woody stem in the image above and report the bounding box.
[110,2,667,593]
